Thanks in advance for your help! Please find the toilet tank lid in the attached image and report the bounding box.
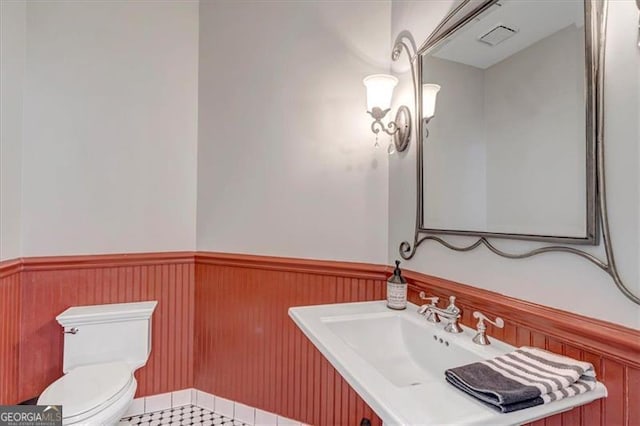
[57,301,158,327]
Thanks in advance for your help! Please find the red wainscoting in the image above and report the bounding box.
[0,261,21,404]
[194,253,389,426]
[193,253,640,426]
[0,252,195,403]
[1,252,639,426]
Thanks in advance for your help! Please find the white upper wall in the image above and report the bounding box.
[3,0,638,327]
[390,0,640,328]
[196,1,390,264]
[19,0,199,256]
[0,0,25,261]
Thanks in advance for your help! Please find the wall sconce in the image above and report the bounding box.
[363,74,412,153]
[422,83,440,140]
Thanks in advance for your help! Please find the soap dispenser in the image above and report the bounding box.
[387,260,407,310]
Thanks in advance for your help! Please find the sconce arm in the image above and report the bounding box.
[367,108,400,136]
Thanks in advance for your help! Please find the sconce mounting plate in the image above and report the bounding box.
[394,106,412,152]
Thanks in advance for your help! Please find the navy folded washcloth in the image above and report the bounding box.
[445,346,596,413]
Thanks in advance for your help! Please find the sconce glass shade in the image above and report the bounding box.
[363,74,398,111]
[422,83,441,119]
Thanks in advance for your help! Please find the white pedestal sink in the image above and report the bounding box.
[289,301,607,426]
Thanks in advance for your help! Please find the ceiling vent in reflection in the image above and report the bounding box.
[478,25,518,46]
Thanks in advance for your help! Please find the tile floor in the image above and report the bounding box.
[122,404,248,426]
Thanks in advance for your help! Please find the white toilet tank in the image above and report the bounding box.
[56,301,158,373]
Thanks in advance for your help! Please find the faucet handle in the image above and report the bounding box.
[472,311,504,345]
[418,291,439,305]
[418,291,440,322]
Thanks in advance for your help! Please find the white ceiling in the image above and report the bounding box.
[431,0,585,69]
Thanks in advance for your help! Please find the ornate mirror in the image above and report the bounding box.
[395,0,640,305]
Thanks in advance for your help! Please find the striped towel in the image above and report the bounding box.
[445,346,597,413]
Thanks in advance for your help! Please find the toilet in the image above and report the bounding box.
[37,301,158,425]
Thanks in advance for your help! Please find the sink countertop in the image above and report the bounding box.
[289,301,607,426]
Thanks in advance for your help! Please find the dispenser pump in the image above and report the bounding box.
[387,260,407,310]
[389,260,407,283]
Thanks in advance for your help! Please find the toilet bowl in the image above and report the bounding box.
[36,301,157,426]
[38,362,136,425]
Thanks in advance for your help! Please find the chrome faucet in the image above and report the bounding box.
[418,293,463,333]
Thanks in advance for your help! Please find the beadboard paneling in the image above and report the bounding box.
[17,253,195,402]
[194,254,639,426]
[194,253,389,426]
[0,263,21,404]
[2,252,638,426]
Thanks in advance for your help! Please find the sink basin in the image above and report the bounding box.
[324,312,482,388]
[289,301,607,426]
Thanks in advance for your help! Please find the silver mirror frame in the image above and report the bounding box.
[398,0,640,305]
[418,0,598,245]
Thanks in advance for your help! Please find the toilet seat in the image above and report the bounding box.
[38,361,134,424]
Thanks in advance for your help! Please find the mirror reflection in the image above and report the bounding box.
[421,0,594,240]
